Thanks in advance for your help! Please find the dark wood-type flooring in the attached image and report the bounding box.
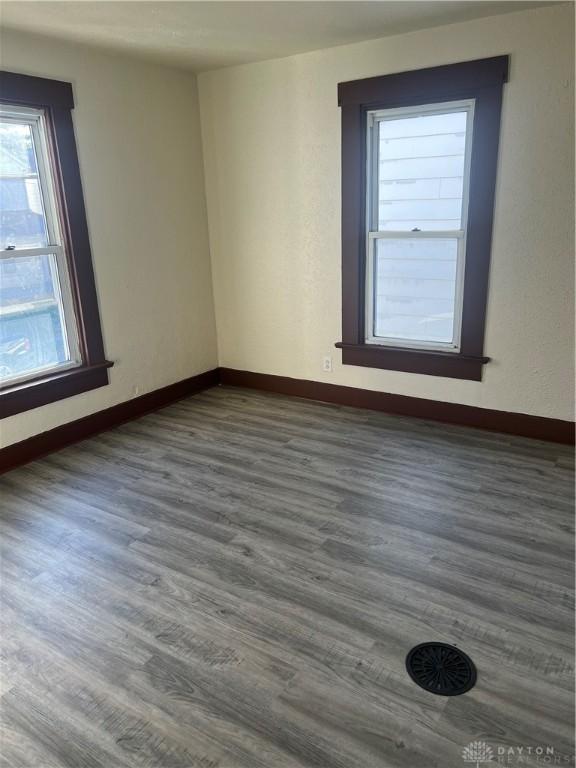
[1,386,574,767]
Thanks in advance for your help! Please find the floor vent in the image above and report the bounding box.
[405,642,477,696]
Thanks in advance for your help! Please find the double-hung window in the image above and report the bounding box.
[366,100,474,351]
[1,105,80,384]
[337,57,509,380]
[0,71,111,418]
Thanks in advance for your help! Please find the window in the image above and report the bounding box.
[1,105,81,384]
[0,71,111,418]
[367,101,474,350]
[337,57,509,380]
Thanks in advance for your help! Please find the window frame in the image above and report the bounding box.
[0,71,112,418]
[336,56,509,381]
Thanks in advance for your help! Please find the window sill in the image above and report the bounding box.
[0,360,114,418]
[335,342,489,381]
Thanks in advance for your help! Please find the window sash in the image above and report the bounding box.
[365,231,466,351]
[1,107,60,248]
[365,99,475,352]
[0,106,81,386]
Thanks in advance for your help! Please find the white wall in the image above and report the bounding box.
[0,30,218,448]
[199,4,575,421]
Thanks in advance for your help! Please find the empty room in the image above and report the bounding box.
[0,1,574,766]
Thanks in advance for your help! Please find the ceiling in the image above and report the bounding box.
[0,1,560,72]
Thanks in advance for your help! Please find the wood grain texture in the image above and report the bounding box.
[0,369,219,472]
[219,369,575,444]
[1,387,574,767]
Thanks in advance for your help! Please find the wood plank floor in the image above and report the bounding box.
[1,386,574,768]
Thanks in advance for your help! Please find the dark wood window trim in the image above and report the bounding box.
[0,71,112,418]
[336,56,509,381]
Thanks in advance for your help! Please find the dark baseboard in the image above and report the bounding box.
[219,368,575,445]
[0,368,219,475]
[1,365,572,475]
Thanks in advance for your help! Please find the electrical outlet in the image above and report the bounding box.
[322,356,333,373]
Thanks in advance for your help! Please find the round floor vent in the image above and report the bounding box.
[405,642,477,696]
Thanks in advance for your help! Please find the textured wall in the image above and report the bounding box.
[199,4,575,420]
[1,30,218,447]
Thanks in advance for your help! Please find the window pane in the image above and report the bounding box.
[0,254,71,382]
[377,110,468,232]
[0,121,49,248]
[373,238,458,344]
